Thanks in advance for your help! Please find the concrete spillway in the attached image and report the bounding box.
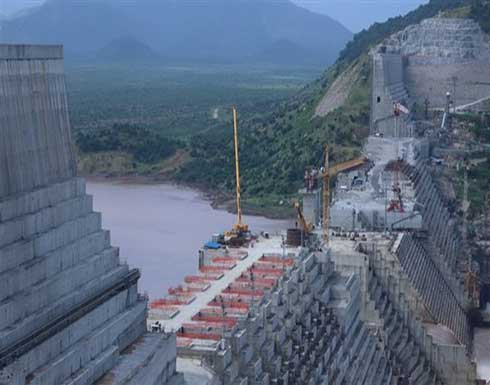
[0,45,183,385]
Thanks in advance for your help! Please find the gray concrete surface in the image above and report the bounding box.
[0,44,182,385]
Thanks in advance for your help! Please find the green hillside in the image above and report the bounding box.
[177,55,370,197]
[177,0,486,206]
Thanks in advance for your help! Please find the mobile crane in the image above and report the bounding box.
[223,106,249,245]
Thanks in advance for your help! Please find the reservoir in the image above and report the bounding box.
[87,181,292,300]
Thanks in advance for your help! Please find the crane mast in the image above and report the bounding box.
[323,145,330,243]
[232,106,248,233]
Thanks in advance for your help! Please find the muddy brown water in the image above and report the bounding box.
[87,182,292,300]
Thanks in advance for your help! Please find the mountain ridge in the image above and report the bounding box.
[0,0,352,66]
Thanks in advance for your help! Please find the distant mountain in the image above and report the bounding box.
[96,36,161,63]
[0,0,352,66]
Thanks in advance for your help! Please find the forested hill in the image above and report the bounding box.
[176,0,490,202]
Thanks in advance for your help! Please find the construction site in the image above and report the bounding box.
[146,16,490,385]
[1,13,490,385]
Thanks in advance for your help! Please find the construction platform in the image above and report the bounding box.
[148,235,299,340]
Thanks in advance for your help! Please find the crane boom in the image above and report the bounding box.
[328,157,367,177]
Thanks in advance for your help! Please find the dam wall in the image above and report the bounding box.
[0,45,183,385]
[395,233,472,351]
[367,236,476,385]
[0,45,75,199]
[371,53,412,137]
[383,18,490,110]
[174,246,380,384]
[401,161,468,306]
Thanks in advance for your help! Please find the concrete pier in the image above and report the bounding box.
[0,45,183,385]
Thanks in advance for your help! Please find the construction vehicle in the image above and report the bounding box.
[293,201,314,235]
[321,145,368,243]
[223,106,249,246]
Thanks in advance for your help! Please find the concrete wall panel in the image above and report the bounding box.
[0,45,74,200]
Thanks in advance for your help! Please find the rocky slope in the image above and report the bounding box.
[383,17,490,109]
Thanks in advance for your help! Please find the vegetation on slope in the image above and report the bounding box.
[77,124,183,164]
[451,113,490,217]
[72,0,490,213]
[470,0,490,33]
[69,63,317,178]
[178,0,480,204]
[178,54,370,198]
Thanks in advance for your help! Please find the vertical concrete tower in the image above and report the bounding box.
[0,45,182,385]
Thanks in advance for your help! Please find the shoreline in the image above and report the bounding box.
[83,174,295,220]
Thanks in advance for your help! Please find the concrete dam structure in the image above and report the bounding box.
[1,15,490,385]
[0,45,183,385]
[150,234,453,385]
[371,17,490,136]
[325,137,477,385]
[385,18,490,111]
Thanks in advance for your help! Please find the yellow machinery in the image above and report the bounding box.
[227,106,248,239]
[322,145,368,243]
[293,201,314,235]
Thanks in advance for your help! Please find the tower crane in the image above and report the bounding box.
[321,145,368,244]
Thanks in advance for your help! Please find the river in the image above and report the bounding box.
[86,182,292,300]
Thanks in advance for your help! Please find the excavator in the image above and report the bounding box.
[223,106,249,246]
[293,201,314,235]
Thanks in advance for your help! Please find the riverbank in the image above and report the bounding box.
[84,174,295,220]
[86,181,293,299]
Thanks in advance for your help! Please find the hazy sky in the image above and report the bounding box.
[292,0,428,31]
[0,0,43,16]
[0,0,428,31]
